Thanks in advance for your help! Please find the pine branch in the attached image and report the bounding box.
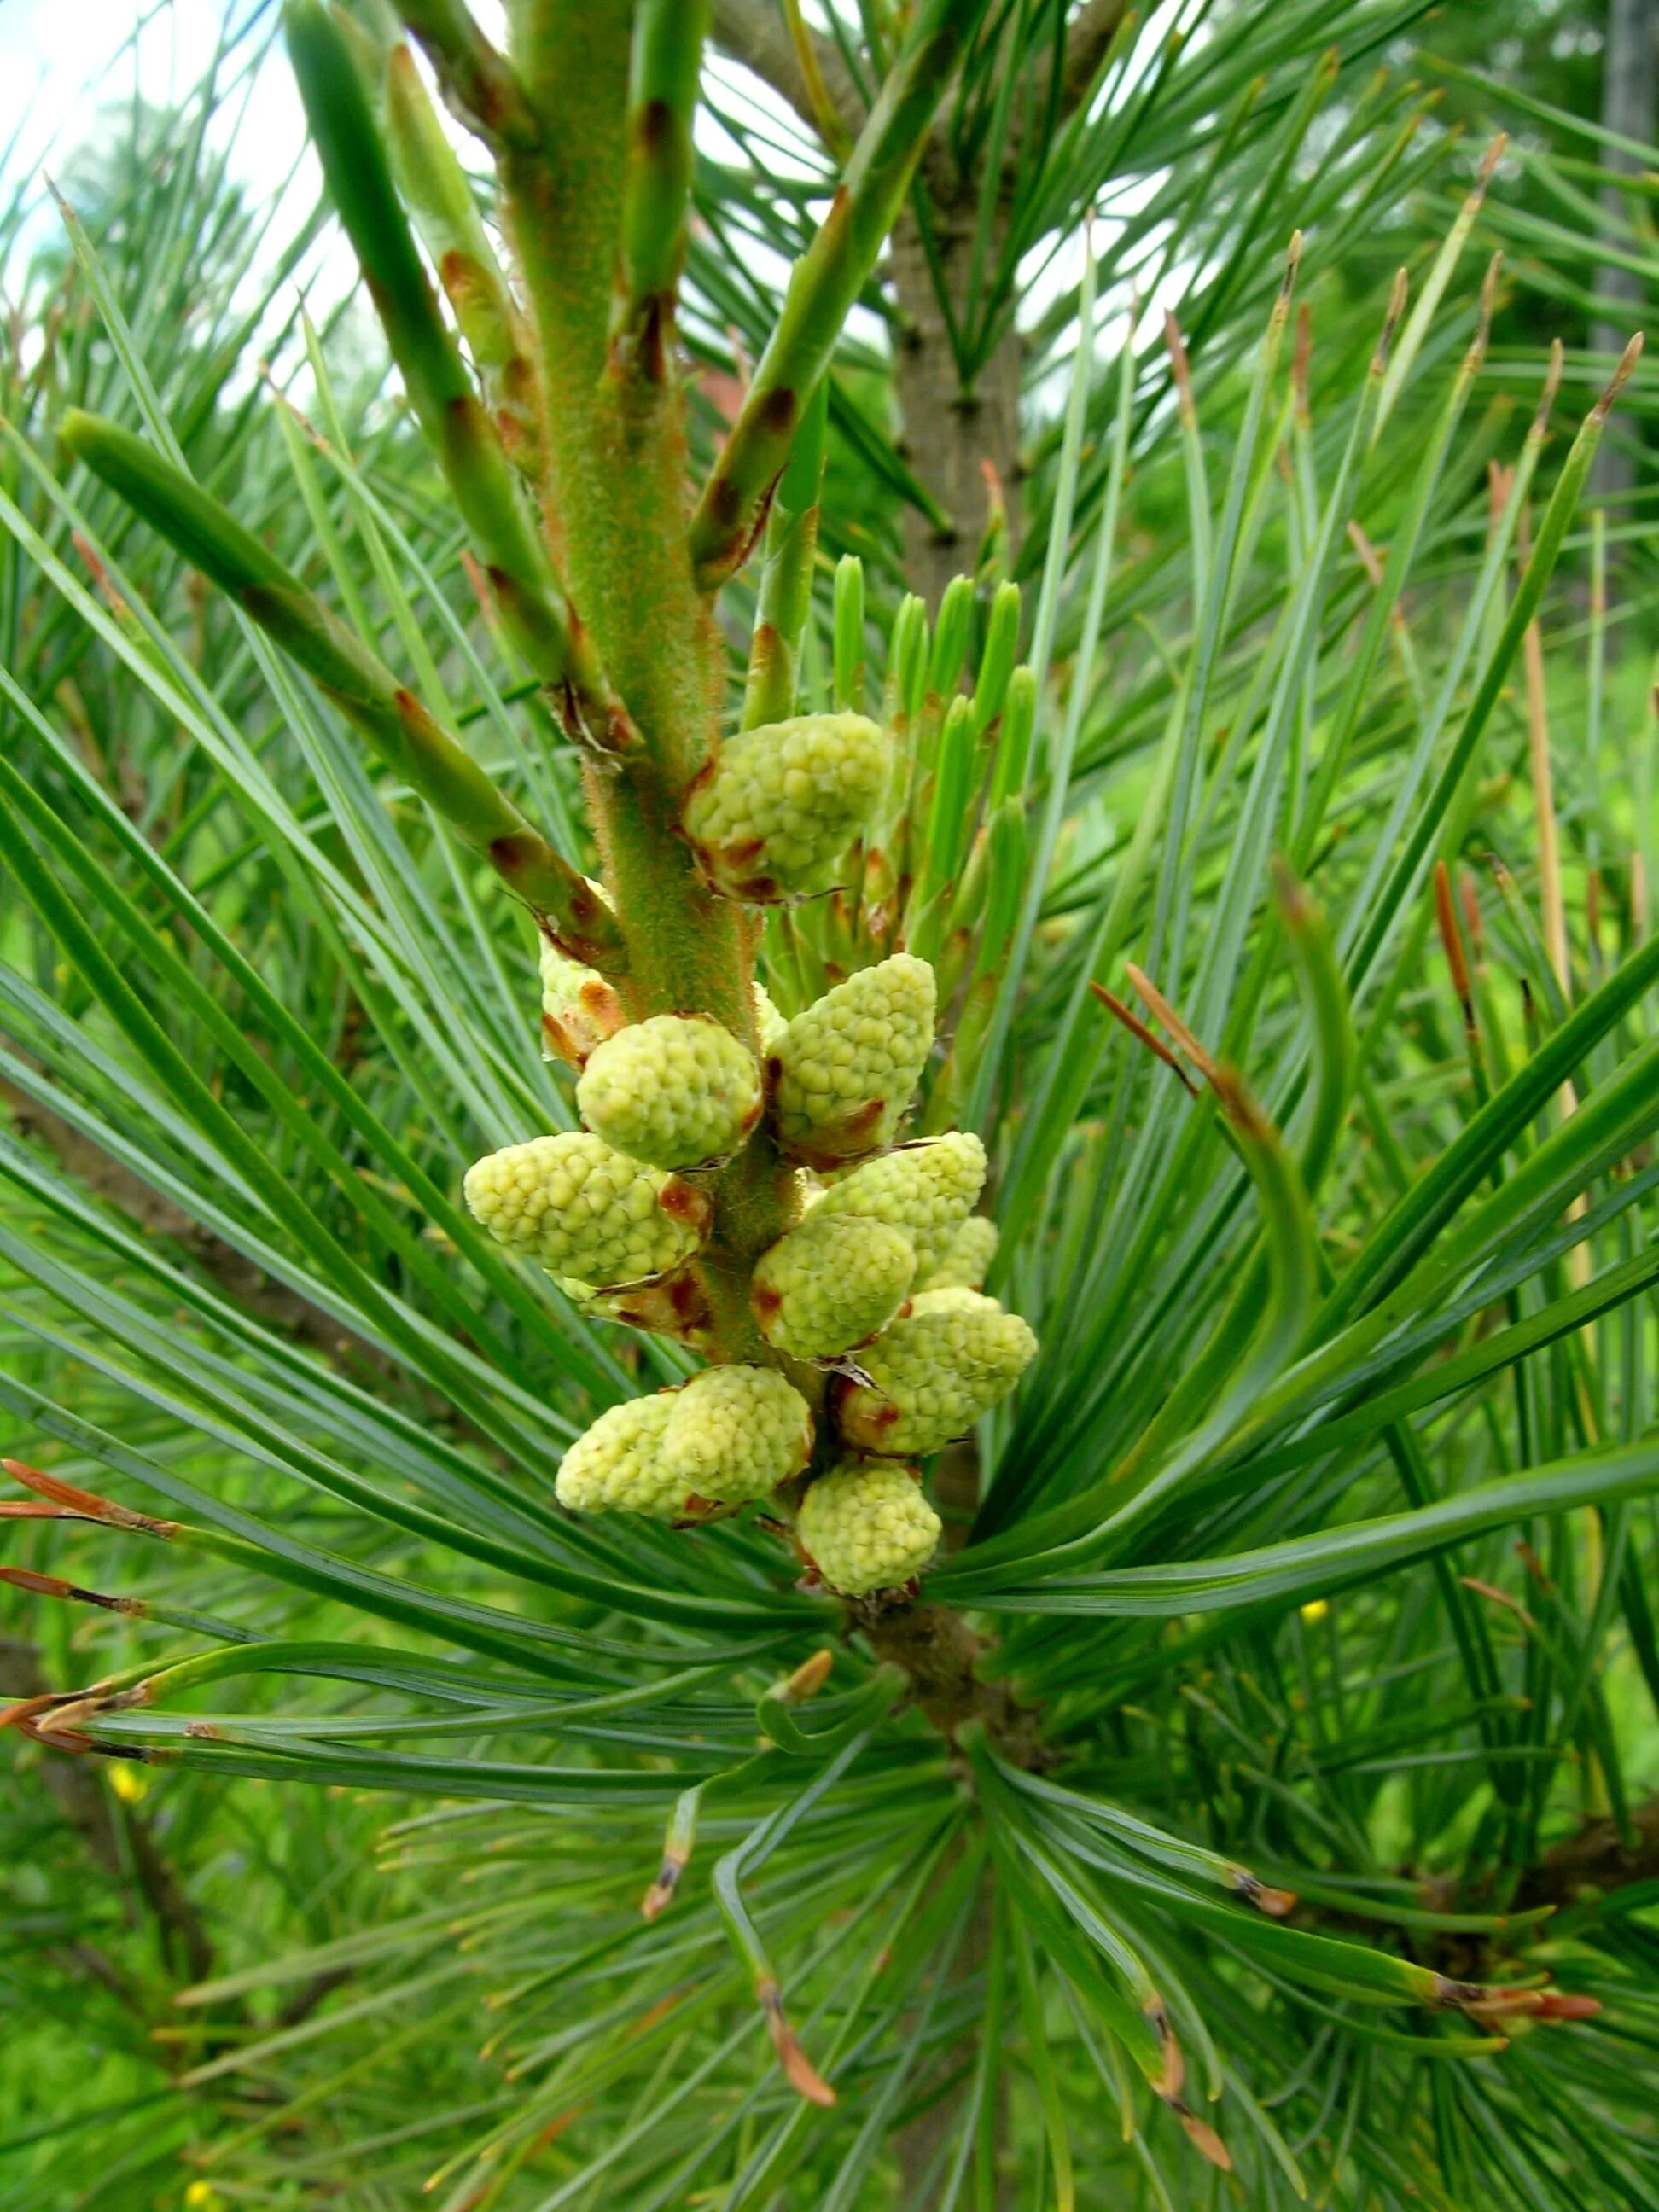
[1514,1796,1659,1913]
[58,410,626,970]
[709,0,864,143]
[0,1059,399,1385]
[855,1598,1049,1767]
[1057,0,1132,114]
[287,0,639,758]
[392,0,538,150]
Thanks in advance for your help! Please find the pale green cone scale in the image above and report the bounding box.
[751,1212,916,1359]
[899,1284,985,1314]
[835,1289,1036,1455]
[684,713,888,903]
[538,934,626,1069]
[754,980,789,1053]
[796,1458,941,1596]
[771,953,936,1167]
[662,1365,813,1504]
[577,1014,762,1170]
[555,1394,683,1516]
[816,1132,986,1272]
[463,1132,707,1287]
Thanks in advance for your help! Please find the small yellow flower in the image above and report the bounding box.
[108,1761,148,1804]
[1300,1598,1330,1624]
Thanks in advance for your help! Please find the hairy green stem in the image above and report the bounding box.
[504,1,799,1313]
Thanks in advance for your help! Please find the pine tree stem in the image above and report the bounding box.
[505,2,803,1335]
[853,1598,1046,1766]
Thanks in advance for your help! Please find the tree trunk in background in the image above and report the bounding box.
[1592,0,1659,500]
[890,201,1024,611]
[707,0,1033,609]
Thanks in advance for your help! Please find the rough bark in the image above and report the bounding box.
[709,1,1127,614]
[859,1594,1046,1767]
[711,0,1126,148]
[866,1436,1026,2206]
[889,201,1024,611]
[709,1,1031,612]
[709,0,864,142]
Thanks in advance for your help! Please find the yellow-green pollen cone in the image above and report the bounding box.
[577,1014,762,1170]
[797,1458,941,1596]
[771,953,936,1167]
[918,1214,998,1293]
[463,1131,707,1287]
[835,1289,1037,1455]
[556,1394,684,1517]
[683,712,888,903]
[816,1132,986,1275]
[751,1211,917,1359]
[662,1365,813,1504]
